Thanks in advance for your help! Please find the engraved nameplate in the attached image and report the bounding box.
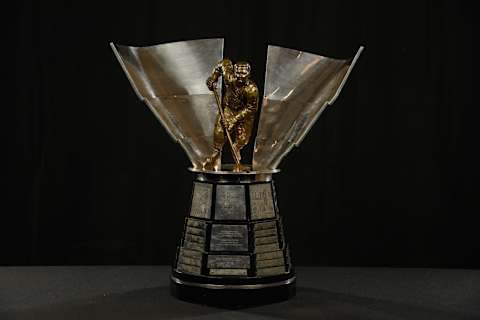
[256,257,284,268]
[184,234,204,244]
[256,250,284,261]
[255,228,277,238]
[254,235,278,246]
[215,185,246,220]
[208,255,250,269]
[186,218,206,229]
[254,221,276,231]
[185,226,205,236]
[210,269,247,276]
[183,241,204,252]
[178,255,202,267]
[250,183,275,220]
[177,263,201,275]
[179,248,202,259]
[210,224,248,251]
[255,243,280,253]
[190,183,212,219]
[256,266,285,276]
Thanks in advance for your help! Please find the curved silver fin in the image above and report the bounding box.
[253,45,363,170]
[110,38,224,169]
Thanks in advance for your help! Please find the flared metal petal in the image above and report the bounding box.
[253,45,363,170]
[110,38,224,169]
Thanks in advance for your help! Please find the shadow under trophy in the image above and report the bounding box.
[111,39,362,306]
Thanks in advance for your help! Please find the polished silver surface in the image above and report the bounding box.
[253,221,277,231]
[177,255,202,268]
[253,45,364,170]
[249,183,275,220]
[214,185,246,220]
[112,39,362,171]
[207,255,250,269]
[186,218,207,230]
[110,39,224,170]
[190,165,279,175]
[256,257,285,268]
[209,269,248,276]
[171,274,296,290]
[210,224,249,252]
[254,235,278,246]
[256,249,284,261]
[256,266,287,276]
[176,263,202,275]
[179,247,203,259]
[190,182,213,219]
[190,165,278,184]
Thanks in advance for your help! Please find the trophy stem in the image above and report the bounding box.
[170,166,296,307]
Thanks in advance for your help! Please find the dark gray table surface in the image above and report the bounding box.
[1,266,479,319]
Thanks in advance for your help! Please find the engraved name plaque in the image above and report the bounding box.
[177,263,202,275]
[186,218,207,229]
[210,224,248,251]
[210,269,247,276]
[208,255,250,269]
[256,266,285,276]
[250,183,275,220]
[215,185,246,220]
[190,183,213,219]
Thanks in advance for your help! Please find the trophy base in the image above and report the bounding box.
[170,272,296,307]
[171,166,295,306]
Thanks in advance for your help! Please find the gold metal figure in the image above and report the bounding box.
[203,59,259,172]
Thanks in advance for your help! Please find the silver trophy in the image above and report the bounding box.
[111,38,362,306]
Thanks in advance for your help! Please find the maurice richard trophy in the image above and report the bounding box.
[111,39,362,306]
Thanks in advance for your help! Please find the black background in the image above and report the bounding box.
[5,0,479,268]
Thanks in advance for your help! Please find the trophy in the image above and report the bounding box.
[111,39,362,306]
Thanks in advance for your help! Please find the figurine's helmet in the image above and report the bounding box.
[234,61,251,80]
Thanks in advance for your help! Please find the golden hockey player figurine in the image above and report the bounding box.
[203,59,259,172]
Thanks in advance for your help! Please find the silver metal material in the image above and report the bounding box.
[253,221,277,230]
[190,182,213,219]
[254,228,277,237]
[110,39,224,170]
[189,164,280,175]
[254,235,278,245]
[185,226,205,236]
[182,219,207,252]
[210,224,249,251]
[256,266,286,276]
[177,248,203,273]
[256,257,284,268]
[249,183,276,220]
[111,39,361,171]
[177,264,202,275]
[195,173,274,184]
[255,243,280,253]
[179,247,203,259]
[171,274,296,290]
[209,269,248,276]
[253,46,364,170]
[215,185,246,220]
[184,234,205,243]
[190,165,278,184]
[183,242,204,252]
[256,250,284,261]
[208,255,250,269]
[186,218,207,229]
[178,255,202,267]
